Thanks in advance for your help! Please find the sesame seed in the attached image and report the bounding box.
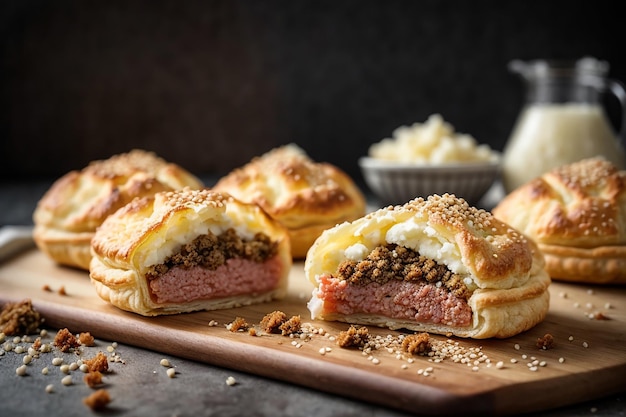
[61,375,72,386]
[226,376,237,386]
[22,355,32,365]
[80,364,89,373]
[69,362,79,371]
[60,364,70,374]
[14,346,24,354]
[166,368,176,378]
[16,365,28,376]
[42,367,49,375]
[160,359,171,367]
[514,343,520,350]
[45,384,54,393]
[583,342,589,348]
[559,357,565,363]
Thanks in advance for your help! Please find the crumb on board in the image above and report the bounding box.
[58,286,67,296]
[536,333,555,350]
[336,325,370,348]
[260,311,287,334]
[401,333,432,355]
[83,389,111,410]
[0,299,44,336]
[227,317,249,332]
[53,328,81,352]
[259,311,302,336]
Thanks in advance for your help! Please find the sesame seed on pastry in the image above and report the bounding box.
[89,188,292,316]
[305,194,550,339]
[492,157,626,284]
[32,149,204,270]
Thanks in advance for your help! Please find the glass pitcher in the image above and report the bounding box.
[501,57,626,193]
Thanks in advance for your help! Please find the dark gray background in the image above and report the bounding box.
[1,0,622,182]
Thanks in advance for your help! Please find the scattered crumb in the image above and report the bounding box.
[83,352,109,373]
[227,317,249,332]
[279,315,302,336]
[590,312,610,321]
[536,333,555,350]
[248,328,257,336]
[42,285,53,292]
[78,332,95,346]
[58,286,67,296]
[83,389,111,410]
[0,299,43,336]
[84,371,103,388]
[336,325,369,348]
[260,311,287,334]
[226,376,237,386]
[401,333,432,355]
[53,328,81,352]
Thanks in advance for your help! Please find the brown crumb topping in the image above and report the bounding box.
[228,317,249,332]
[0,299,43,336]
[536,333,555,350]
[53,328,81,352]
[335,244,470,299]
[337,325,370,348]
[83,388,111,410]
[146,228,278,280]
[402,333,432,355]
[279,315,302,336]
[84,371,104,388]
[84,352,109,373]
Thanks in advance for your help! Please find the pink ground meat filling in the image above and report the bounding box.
[317,274,472,327]
[149,256,283,304]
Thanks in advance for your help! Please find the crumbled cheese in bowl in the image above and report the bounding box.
[368,114,500,164]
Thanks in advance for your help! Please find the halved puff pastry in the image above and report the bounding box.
[305,194,550,339]
[33,149,203,270]
[90,189,292,316]
[213,144,367,259]
[493,157,626,284]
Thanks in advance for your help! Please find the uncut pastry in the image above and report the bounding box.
[305,194,550,339]
[33,149,204,270]
[90,188,292,316]
[213,144,366,258]
[493,157,626,284]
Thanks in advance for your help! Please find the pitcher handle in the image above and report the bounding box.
[607,78,626,142]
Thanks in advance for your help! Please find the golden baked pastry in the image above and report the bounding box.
[305,194,550,339]
[90,189,292,316]
[212,144,367,258]
[33,149,203,270]
[492,157,626,284]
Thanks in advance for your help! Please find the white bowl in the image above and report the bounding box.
[359,157,501,207]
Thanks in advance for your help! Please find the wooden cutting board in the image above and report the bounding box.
[1,248,625,416]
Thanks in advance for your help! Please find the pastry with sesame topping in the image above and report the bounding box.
[305,194,550,339]
[33,149,204,270]
[493,157,626,284]
[213,144,367,258]
[89,189,292,316]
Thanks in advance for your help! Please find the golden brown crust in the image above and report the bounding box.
[212,144,366,258]
[492,157,626,284]
[305,194,550,339]
[89,189,292,316]
[33,149,204,270]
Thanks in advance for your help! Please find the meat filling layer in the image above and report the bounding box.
[146,228,278,280]
[315,244,473,327]
[336,244,470,299]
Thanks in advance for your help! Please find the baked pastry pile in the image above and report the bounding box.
[213,144,367,258]
[89,188,292,316]
[304,194,550,339]
[33,150,204,270]
[492,157,626,284]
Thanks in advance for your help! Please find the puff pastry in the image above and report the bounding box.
[89,188,292,316]
[492,157,626,284]
[33,149,204,270]
[305,194,550,339]
[213,144,367,258]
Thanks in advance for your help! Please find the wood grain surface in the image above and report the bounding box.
[1,249,625,415]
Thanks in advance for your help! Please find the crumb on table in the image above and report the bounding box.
[0,299,43,336]
[536,333,555,350]
[84,371,103,388]
[228,317,249,332]
[83,351,109,373]
[53,328,81,352]
[260,311,287,333]
[83,389,111,410]
[402,333,432,355]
